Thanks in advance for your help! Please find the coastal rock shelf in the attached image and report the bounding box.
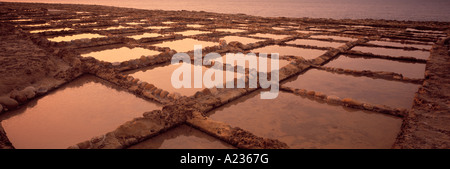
[0,2,448,149]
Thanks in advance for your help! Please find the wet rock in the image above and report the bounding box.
[342,98,363,108]
[140,55,147,63]
[228,41,244,49]
[131,78,140,84]
[22,86,36,99]
[202,88,212,95]
[153,88,162,95]
[343,69,352,73]
[314,92,326,99]
[167,93,175,99]
[112,62,120,66]
[393,75,403,80]
[194,91,204,98]
[219,39,227,48]
[173,92,182,100]
[36,87,48,96]
[306,90,315,96]
[128,85,139,93]
[138,81,147,88]
[10,90,27,103]
[295,89,307,95]
[312,58,325,65]
[209,87,219,95]
[326,95,341,104]
[144,83,155,90]
[160,91,169,98]
[363,103,374,111]
[126,76,134,82]
[0,96,19,110]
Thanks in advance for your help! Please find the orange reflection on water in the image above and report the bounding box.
[208,91,402,149]
[0,76,162,149]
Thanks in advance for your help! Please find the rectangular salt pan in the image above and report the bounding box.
[128,33,162,40]
[94,26,132,30]
[325,55,426,79]
[221,36,263,44]
[186,24,203,28]
[251,45,326,60]
[152,38,217,53]
[0,75,162,149]
[352,46,430,60]
[282,69,421,109]
[368,40,431,50]
[30,28,73,33]
[128,63,245,97]
[219,54,291,73]
[208,91,402,149]
[175,30,211,36]
[81,47,161,63]
[47,33,106,42]
[249,33,290,39]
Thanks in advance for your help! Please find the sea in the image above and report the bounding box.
[4,0,450,22]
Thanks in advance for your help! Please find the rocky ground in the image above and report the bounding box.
[0,24,67,96]
[0,2,449,149]
[394,38,450,148]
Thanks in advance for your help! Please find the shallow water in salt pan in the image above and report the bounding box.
[221,36,262,44]
[11,19,32,22]
[162,21,175,24]
[272,27,286,31]
[220,54,291,73]
[81,47,160,62]
[249,33,290,39]
[325,55,426,79]
[30,28,73,33]
[175,30,211,36]
[215,28,246,33]
[0,75,162,149]
[128,63,245,97]
[186,24,203,28]
[368,40,432,50]
[94,25,132,30]
[127,22,145,25]
[128,33,162,40]
[47,33,106,42]
[352,46,430,60]
[208,91,402,149]
[152,38,217,53]
[282,69,421,109]
[21,23,50,27]
[128,125,234,149]
[251,45,326,60]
